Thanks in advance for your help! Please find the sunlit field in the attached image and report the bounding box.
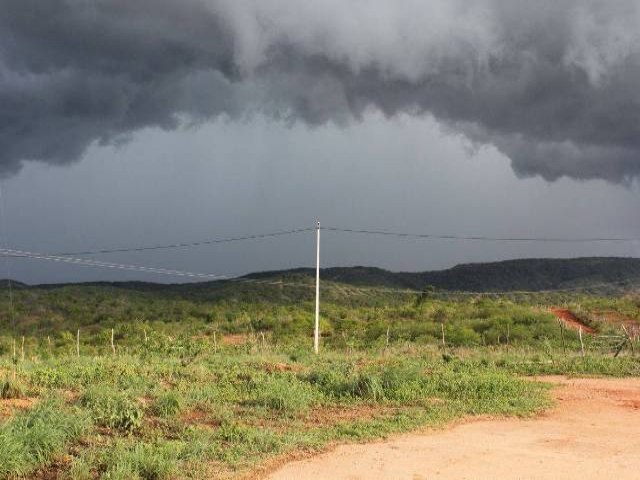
[1,278,638,479]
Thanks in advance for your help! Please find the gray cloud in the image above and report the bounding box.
[1,0,640,182]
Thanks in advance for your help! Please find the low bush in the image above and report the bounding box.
[1,378,25,399]
[80,387,143,433]
[249,375,319,413]
[152,391,183,417]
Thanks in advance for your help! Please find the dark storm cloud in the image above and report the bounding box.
[1,0,640,182]
[0,0,240,174]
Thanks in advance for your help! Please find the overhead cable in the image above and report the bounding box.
[324,227,640,243]
[53,227,315,256]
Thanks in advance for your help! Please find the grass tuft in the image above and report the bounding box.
[0,399,89,478]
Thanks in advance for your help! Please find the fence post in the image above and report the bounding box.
[76,329,80,358]
[557,318,566,355]
[579,326,585,357]
[111,328,116,356]
[622,325,634,356]
[385,325,390,350]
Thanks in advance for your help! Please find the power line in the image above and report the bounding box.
[2,248,232,280]
[2,246,635,296]
[53,227,315,256]
[0,247,316,290]
[324,227,640,243]
[41,222,640,259]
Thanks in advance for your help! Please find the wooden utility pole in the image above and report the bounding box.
[314,219,321,354]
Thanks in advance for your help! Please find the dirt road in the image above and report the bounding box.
[266,377,640,480]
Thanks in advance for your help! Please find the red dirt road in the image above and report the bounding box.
[266,377,640,480]
[550,308,596,334]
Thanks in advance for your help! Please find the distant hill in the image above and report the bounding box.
[248,257,640,292]
[3,257,640,293]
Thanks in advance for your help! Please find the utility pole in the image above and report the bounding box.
[314,219,321,354]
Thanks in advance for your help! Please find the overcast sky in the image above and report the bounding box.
[1,0,640,284]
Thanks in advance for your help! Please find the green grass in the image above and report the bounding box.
[0,399,89,478]
[0,346,561,479]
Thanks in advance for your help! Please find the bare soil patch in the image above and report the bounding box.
[550,308,596,333]
[223,334,250,345]
[0,397,36,419]
[263,362,303,374]
[181,408,222,428]
[266,376,640,480]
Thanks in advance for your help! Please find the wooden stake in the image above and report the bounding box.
[213,331,217,353]
[558,318,566,355]
[111,328,116,356]
[21,336,24,362]
[47,335,51,353]
[385,325,390,350]
[441,323,446,347]
[579,326,585,358]
[622,325,635,355]
[12,338,16,381]
[76,329,80,358]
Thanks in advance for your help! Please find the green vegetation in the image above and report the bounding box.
[0,264,639,478]
[1,348,555,479]
[0,399,89,477]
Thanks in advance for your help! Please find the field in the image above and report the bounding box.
[1,275,639,479]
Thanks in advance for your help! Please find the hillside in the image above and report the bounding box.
[2,257,640,294]
[248,257,640,292]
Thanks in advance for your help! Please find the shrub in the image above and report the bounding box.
[249,375,319,413]
[1,378,25,399]
[80,387,143,433]
[152,391,183,417]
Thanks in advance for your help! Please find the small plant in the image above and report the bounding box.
[1,378,25,399]
[99,440,180,480]
[152,391,183,417]
[80,387,143,433]
[250,375,319,413]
